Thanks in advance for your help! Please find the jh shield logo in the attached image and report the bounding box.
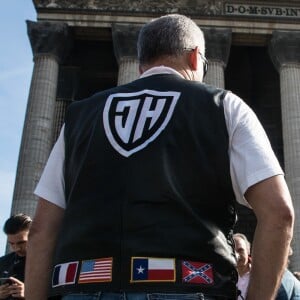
[103,89,180,157]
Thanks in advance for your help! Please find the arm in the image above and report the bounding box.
[25,198,64,300]
[245,175,294,300]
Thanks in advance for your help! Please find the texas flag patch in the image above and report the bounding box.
[182,261,214,284]
[131,257,175,282]
[52,261,78,287]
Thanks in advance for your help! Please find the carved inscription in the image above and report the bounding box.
[225,3,300,18]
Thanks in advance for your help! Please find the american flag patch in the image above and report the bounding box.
[78,257,112,284]
[182,261,214,284]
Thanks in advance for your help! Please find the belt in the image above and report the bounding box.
[146,293,234,300]
[61,292,235,300]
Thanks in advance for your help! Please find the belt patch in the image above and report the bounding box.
[78,257,113,284]
[181,261,214,284]
[52,261,78,287]
[131,257,176,282]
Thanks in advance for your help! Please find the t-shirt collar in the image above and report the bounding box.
[140,66,184,79]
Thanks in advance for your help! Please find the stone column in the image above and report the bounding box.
[269,30,300,271]
[202,28,232,88]
[53,66,80,141]
[112,24,140,85]
[11,21,72,218]
[52,100,70,141]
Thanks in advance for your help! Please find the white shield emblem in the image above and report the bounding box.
[103,89,181,157]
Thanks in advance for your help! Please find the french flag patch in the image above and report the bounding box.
[131,257,175,282]
[52,261,78,287]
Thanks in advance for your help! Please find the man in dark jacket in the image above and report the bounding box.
[276,269,300,300]
[0,214,32,299]
[276,248,300,300]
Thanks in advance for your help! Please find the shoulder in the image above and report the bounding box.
[277,269,300,298]
[169,78,229,110]
[223,91,259,133]
[64,88,116,128]
[0,252,15,269]
[70,82,129,108]
[179,78,227,96]
[67,89,112,113]
[0,252,15,262]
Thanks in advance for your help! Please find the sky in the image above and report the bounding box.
[0,1,37,255]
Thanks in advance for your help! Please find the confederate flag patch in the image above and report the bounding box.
[181,260,214,284]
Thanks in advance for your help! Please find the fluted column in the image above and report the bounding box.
[202,28,232,88]
[269,30,300,271]
[52,100,69,141]
[53,66,80,142]
[11,21,72,217]
[112,24,140,85]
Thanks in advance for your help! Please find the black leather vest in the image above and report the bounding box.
[50,74,238,298]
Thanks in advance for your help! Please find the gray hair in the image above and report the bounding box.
[137,14,205,66]
[233,233,251,255]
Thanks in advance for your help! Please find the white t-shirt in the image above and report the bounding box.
[237,271,250,299]
[35,66,283,209]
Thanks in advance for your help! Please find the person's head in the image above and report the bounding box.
[137,14,207,81]
[233,233,251,275]
[3,213,32,257]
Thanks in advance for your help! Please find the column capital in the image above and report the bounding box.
[27,20,73,63]
[202,28,232,67]
[269,31,300,71]
[112,23,141,64]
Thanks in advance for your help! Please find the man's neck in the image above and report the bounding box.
[238,265,251,277]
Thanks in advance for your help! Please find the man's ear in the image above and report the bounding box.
[189,47,198,71]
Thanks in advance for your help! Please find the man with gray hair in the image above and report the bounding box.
[233,233,252,299]
[25,14,294,300]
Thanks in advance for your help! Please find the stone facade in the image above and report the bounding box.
[33,0,300,20]
[34,0,223,15]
